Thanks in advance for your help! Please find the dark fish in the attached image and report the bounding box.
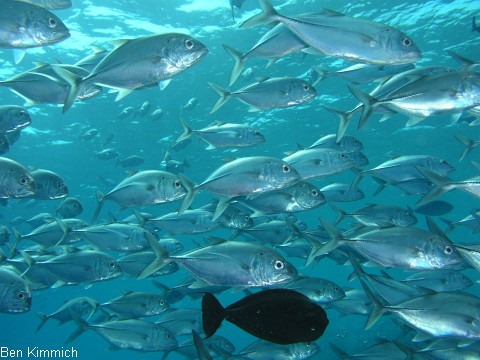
[30,168,68,200]
[15,0,72,10]
[0,106,31,134]
[202,289,329,344]
[414,200,453,216]
[473,16,480,33]
[56,197,83,218]
[115,155,144,168]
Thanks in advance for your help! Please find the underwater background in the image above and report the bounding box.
[1,0,480,359]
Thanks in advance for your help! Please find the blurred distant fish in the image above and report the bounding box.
[320,183,365,202]
[30,168,68,200]
[136,101,151,118]
[209,77,316,113]
[0,106,31,134]
[56,197,83,218]
[115,155,144,168]
[160,152,188,173]
[148,108,164,121]
[0,225,10,246]
[117,107,136,120]
[182,98,198,111]
[80,128,99,141]
[0,157,36,198]
[0,267,31,313]
[473,16,480,33]
[94,148,119,160]
[16,0,72,10]
[74,46,108,72]
[229,0,247,19]
[0,135,9,155]
[53,33,208,112]
[176,117,265,149]
[0,0,70,63]
[414,200,453,216]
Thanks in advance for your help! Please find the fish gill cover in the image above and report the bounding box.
[0,0,480,359]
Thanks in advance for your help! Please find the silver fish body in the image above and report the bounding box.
[30,168,68,199]
[0,267,31,313]
[0,106,31,133]
[0,157,36,198]
[0,0,70,49]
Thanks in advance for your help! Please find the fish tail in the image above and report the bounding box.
[208,82,231,113]
[19,250,36,278]
[138,232,170,279]
[455,134,480,162]
[35,312,48,333]
[306,218,344,266]
[356,273,386,330]
[323,106,356,144]
[347,84,377,131]
[177,173,198,214]
[329,342,350,359]
[329,204,347,225]
[240,0,279,28]
[11,228,23,256]
[312,66,328,85]
[51,65,85,114]
[223,44,246,86]
[91,191,105,223]
[416,167,453,206]
[175,116,194,143]
[54,217,69,246]
[66,310,90,344]
[202,293,226,338]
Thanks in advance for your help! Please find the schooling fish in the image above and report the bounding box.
[202,289,329,344]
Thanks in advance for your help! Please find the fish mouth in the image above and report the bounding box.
[50,31,71,45]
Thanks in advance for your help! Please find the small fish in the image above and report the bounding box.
[148,108,164,121]
[182,98,198,111]
[202,289,329,344]
[94,148,119,160]
[473,16,480,33]
[176,117,265,149]
[320,183,365,202]
[136,101,151,117]
[117,107,136,119]
[209,77,316,113]
[100,291,168,318]
[56,197,83,218]
[80,128,99,141]
[0,106,31,134]
[0,225,10,245]
[115,155,145,168]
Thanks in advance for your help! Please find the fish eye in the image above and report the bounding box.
[444,245,453,254]
[302,84,310,91]
[340,153,346,159]
[311,189,318,196]
[402,37,412,47]
[160,300,165,305]
[184,39,194,50]
[17,292,25,300]
[244,215,250,221]
[108,261,116,268]
[19,111,27,117]
[282,164,290,173]
[165,333,172,340]
[48,17,57,28]
[274,260,284,269]
[56,181,64,189]
[441,160,449,166]
[174,180,182,189]
[19,177,28,185]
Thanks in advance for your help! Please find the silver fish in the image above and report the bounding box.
[144,209,221,235]
[241,0,421,65]
[332,203,418,227]
[306,134,364,152]
[93,170,187,222]
[0,64,102,106]
[0,0,70,49]
[30,168,68,200]
[36,296,98,333]
[141,236,298,288]
[54,33,208,112]
[178,156,301,217]
[15,0,72,10]
[284,276,345,303]
[0,267,31,313]
[176,117,265,150]
[115,155,144,168]
[67,316,177,352]
[137,101,151,117]
[0,106,31,133]
[320,183,365,202]
[0,157,36,198]
[209,77,316,113]
[101,291,168,318]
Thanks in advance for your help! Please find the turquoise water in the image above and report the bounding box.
[1,0,480,359]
